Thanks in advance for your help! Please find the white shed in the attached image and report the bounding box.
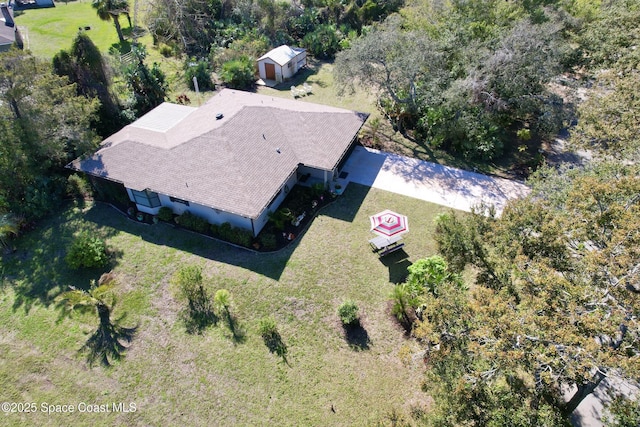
[257,45,307,83]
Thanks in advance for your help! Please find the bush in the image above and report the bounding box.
[67,174,93,200]
[337,300,359,326]
[65,233,109,269]
[171,265,216,333]
[258,317,288,360]
[176,211,210,234]
[157,206,174,222]
[258,316,278,338]
[158,43,174,58]
[303,24,341,59]
[260,233,277,250]
[185,57,214,91]
[230,229,252,247]
[219,56,255,90]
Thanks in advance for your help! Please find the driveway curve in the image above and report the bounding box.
[341,146,530,215]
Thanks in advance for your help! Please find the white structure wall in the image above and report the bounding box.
[126,169,299,237]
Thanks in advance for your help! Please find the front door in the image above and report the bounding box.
[265,63,276,80]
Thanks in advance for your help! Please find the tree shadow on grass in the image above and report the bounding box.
[3,204,122,313]
[343,320,371,351]
[223,312,246,344]
[181,304,218,335]
[81,313,137,368]
[261,329,289,365]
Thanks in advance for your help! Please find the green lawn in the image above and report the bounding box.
[14,2,122,58]
[1,185,447,426]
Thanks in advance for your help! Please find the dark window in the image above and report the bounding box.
[131,189,161,208]
[169,196,190,206]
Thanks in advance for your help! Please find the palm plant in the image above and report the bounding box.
[0,213,19,251]
[214,289,244,342]
[214,289,231,317]
[57,272,136,366]
[390,283,420,331]
[92,0,130,43]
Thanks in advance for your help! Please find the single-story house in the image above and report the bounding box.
[0,3,21,52]
[70,89,368,237]
[257,45,307,83]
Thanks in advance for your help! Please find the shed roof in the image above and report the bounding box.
[258,45,306,66]
[71,89,368,219]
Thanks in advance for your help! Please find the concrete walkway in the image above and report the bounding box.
[340,146,530,215]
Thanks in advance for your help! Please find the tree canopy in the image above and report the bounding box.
[335,3,574,160]
[419,161,640,423]
[0,50,99,220]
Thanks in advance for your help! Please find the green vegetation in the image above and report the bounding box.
[0,187,443,424]
[258,316,288,362]
[419,162,640,423]
[13,3,120,58]
[56,272,136,366]
[65,233,109,270]
[171,265,217,334]
[337,300,359,326]
[219,56,255,90]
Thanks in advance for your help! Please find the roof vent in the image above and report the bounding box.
[216,113,223,120]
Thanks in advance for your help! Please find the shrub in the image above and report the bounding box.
[171,265,216,333]
[258,317,288,360]
[67,174,93,200]
[260,233,277,250]
[176,211,210,234]
[158,43,173,58]
[219,56,255,90]
[337,300,359,326]
[230,229,252,247]
[157,206,174,222]
[185,57,214,91]
[303,24,341,59]
[65,233,109,269]
[268,208,293,231]
[258,316,278,338]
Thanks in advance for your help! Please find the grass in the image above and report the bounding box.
[14,1,122,58]
[0,186,447,425]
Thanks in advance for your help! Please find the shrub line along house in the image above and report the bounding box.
[257,45,307,83]
[70,89,368,236]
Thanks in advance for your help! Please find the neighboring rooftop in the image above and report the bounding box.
[0,3,15,49]
[258,45,306,66]
[71,89,368,219]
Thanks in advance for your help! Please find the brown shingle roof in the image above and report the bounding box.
[71,89,367,219]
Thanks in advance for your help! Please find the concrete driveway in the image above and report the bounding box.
[340,146,530,214]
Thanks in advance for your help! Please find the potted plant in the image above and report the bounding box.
[334,184,343,195]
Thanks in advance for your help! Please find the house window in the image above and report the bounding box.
[169,196,190,206]
[288,61,293,70]
[131,189,161,208]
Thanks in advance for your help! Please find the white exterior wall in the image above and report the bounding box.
[157,194,253,232]
[258,51,306,83]
[126,188,253,234]
[282,52,307,80]
[258,58,283,83]
[297,165,331,182]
